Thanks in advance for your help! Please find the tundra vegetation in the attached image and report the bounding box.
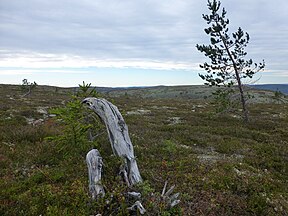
[0,83,287,215]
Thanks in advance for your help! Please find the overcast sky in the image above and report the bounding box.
[0,0,287,87]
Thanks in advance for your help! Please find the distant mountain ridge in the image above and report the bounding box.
[1,83,287,104]
[250,84,288,94]
[95,84,288,95]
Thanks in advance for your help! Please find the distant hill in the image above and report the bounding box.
[97,84,288,98]
[94,86,147,93]
[250,84,288,95]
[101,85,216,99]
[1,84,286,103]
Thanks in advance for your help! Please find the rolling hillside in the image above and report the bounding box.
[1,84,287,215]
[250,84,288,94]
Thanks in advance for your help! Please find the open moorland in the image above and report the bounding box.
[0,84,287,215]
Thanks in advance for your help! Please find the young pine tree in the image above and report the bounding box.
[49,82,102,149]
[196,0,265,122]
[21,78,37,97]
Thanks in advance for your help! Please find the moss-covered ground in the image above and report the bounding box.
[0,84,287,215]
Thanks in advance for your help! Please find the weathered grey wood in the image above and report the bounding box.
[86,149,105,199]
[127,191,141,199]
[82,97,142,186]
[161,181,181,208]
[128,200,146,214]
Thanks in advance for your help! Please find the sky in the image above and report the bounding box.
[0,0,287,87]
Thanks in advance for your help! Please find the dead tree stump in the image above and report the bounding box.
[83,98,179,213]
[86,149,105,199]
[82,97,142,186]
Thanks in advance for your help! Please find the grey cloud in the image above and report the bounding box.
[0,0,287,72]
[0,0,200,56]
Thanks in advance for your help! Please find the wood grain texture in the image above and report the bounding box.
[83,97,142,186]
